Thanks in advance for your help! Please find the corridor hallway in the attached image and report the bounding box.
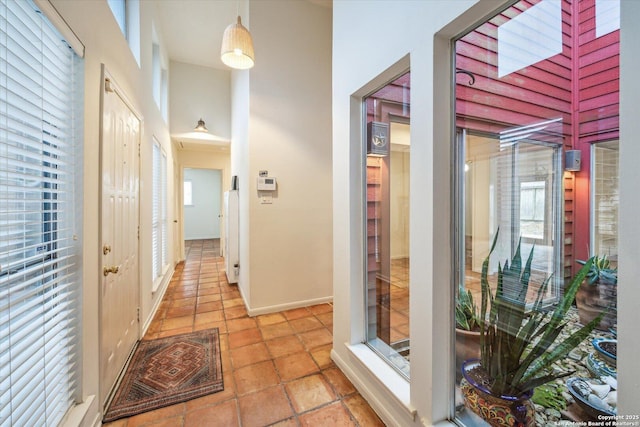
[104,239,384,427]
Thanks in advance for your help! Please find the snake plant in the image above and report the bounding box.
[477,230,605,396]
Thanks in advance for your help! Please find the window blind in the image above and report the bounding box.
[151,140,167,285]
[152,141,160,280]
[0,0,82,425]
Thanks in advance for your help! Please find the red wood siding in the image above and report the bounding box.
[573,0,620,269]
[455,0,619,278]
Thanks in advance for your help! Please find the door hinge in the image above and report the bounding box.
[137,307,140,322]
[137,226,140,240]
[105,77,114,93]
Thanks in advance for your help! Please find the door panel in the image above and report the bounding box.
[100,68,141,406]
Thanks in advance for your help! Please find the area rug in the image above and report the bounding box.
[103,328,223,422]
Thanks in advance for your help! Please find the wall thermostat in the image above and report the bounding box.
[257,176,277,191]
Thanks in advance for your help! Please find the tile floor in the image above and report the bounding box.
[103,239,385,427]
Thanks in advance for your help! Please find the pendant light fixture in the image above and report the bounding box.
[220,15,255,70]
[194,118,208,132]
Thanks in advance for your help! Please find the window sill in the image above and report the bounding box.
[346,343,414,415]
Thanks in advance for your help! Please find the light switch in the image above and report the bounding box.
[261,196,272,204]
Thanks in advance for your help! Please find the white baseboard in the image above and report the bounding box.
[244,295,333,317]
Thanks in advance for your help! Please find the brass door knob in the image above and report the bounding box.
[103,245,112,255]
[103,265,120,276]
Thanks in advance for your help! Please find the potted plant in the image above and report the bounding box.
[460,231,605,427]
[575,255,617,330]
[455,284,481,380]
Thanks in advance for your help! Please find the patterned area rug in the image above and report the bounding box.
[103,328,223,422]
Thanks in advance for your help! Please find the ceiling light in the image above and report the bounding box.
[194,118,208,132]
[220,16,255,70]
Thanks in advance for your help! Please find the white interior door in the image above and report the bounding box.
[100,68,141,406]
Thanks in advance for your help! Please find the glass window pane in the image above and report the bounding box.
[592,141,619,260]
[453,0,619,424]
[363,72,411,378]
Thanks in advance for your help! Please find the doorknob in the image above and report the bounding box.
[103,245,111,255]
[103,265,119,276]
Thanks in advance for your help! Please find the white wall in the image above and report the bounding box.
[183,168,222,240]
[617,0,640,412]
[232,0,333,314]
[332,1,640,426]
[169,61,230,140]
[50,1,176,425]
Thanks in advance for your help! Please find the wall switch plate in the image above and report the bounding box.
[261,196,272,204]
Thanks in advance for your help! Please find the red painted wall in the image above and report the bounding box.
[454,0,619,277]
[574,0,620,269]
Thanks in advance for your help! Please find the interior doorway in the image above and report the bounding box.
[183,168,223,254]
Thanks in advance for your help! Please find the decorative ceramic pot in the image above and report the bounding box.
[460,360,535,427]
[592,338,617,366]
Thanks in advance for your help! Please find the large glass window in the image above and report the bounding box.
[0,0,83,424]
[453,0,619,425]
[591,141,619,261]
[363,72,411,378]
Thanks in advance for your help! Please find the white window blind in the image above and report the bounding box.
[151,140,167,286]
[0,0,82,425]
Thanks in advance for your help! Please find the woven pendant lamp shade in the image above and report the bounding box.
[220,16,255,70]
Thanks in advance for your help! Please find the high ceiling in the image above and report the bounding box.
[155,0,238,70]
[155,0,332,70]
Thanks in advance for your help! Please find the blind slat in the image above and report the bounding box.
[0,0,81,423]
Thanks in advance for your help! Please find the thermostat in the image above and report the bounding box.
[257,176,277,191]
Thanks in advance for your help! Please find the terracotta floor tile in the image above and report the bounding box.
[274,352,319,381]
[226,317,257,332]
[196,300,223,313]
[261,322,295,340]
[270,418,298,427]
[125,402,184,426]
[230,342,271,369]
[197,286,220,295]
[323,367,356,397]
[193,320,227,334]
[316,312,334,328]
[298,327,333,350]
[171,297,196,307]
[166,304,195,318]
[256,312,287,327]
[198,294,223,304]
[224,305,249,320]
[289,316,323,333]
[283,307,311,321]
[228,328,262,349]
[307,303,333,315]
[285,374,336,413]
[184,399,239,427]
[194,310,225,325]
[222,298,244,309]
[343,394,386,426]
[102,419,126,427]
[233,360,279,395]
[160,316,193,331]
[157,326,193,338]
[310,344,334,369]
[265,335,305,359]
[238,386,294,427]
[298,401,356,427]
[184,382,236,412]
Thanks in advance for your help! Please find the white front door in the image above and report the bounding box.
[100,67,141,406]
